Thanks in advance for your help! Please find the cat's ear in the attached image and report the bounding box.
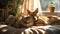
[33,8,38,13]
[27,9,31,14]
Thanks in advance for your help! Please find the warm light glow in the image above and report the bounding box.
[18,0,50,25]
[19,0,42,15]
[18,0,50,24]
[34,0,42,14]
[0,25,8,32]
[37,16,49,24]
[0,25,7,28]
[32,25,51,29]
[2,29,8,32]
[21,25,52,34]
[38,29,45,34]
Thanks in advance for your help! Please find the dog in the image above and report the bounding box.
[15,8,38,28]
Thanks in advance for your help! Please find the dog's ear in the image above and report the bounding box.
[33,8,38,13]
[33,8,38,16]
[27,9,31,14]
[27,9,32,16]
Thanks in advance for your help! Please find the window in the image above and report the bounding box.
[40,0,60,12]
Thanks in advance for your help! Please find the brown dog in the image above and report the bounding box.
[15,8,38,28]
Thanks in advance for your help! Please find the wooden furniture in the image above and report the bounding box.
[0,9,4,21]
[0,8,7,21]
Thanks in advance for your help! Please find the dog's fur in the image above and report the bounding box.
[48,16,60,25]
[5,15,18,27]
[15,8,38,28]
[5,8,48,28]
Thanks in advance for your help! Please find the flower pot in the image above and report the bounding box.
[48,7,55,12]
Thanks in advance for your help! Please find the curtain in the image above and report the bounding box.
[20,0,42,16]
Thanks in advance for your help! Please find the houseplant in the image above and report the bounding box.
[47,0,55,12]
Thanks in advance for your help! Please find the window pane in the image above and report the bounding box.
[40,0,59,11]
[58,0,60,11]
